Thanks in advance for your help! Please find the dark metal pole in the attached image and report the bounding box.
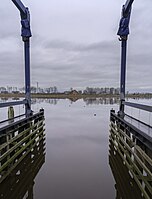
[21,6,32,117]
[12,0,32,117]
[24,39,31,116]
[117,2,133,117]
[120,39,127,114]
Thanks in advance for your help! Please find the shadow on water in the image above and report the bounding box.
[0,139,46,199]
[109,139,143,199]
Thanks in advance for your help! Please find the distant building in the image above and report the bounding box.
[70,90,79,95]
[110,88,115,95]
[12,91,20,94]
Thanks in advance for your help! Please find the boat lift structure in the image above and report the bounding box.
[117,0,134,116]
[0,1,45,186]
[110,1,152,198]
[0,0,32,117]
[12,0,32,116]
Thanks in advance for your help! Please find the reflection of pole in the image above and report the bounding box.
[28,183,34,199]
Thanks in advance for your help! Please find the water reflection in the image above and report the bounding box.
[109,139,143,199]
[32,97,120,105]
[1,96,152,106]
[1,97,151,199]
[0,138,46,199]
[0,97,120,106]
[83,97,119,105]
[31,98,59,105]
[0,97,9,101]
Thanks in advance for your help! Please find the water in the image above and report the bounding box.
[0,97,152,199]
[33,98,118,199]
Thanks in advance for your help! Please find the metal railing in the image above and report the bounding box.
[123,101,152,112]
[110,122,152,199]
[110,110,152,150]
[0,109,45,183]
[0,99,26,108]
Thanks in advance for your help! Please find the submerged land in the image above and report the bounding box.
[0,92,152,100]
[1,86,151,100]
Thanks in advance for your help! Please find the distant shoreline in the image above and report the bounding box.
[0,93,152,99]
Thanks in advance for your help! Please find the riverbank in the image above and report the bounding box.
[0,93,152,99]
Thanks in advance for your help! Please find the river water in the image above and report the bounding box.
[33,98,118,199]
[0,97,152,199]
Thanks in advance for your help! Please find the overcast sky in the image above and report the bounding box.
[0,0,152,92]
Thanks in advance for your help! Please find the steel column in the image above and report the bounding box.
[120,39,127,114]
[117,0,135,116]
[24,39,31,116]
[12,0,32,117]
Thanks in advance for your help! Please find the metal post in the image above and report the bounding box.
[12,0,32,117]
[120,39,127,114]
[117,0,134,117]
[8,106,14,123]
[24,39,31,116]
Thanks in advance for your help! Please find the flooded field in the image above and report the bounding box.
[0,97,152,199]
[33,98,118,199]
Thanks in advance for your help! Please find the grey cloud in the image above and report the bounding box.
[30,39,120,89]
[0,0,152,92]
[30,34,151,90]
[44,39,119,53]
